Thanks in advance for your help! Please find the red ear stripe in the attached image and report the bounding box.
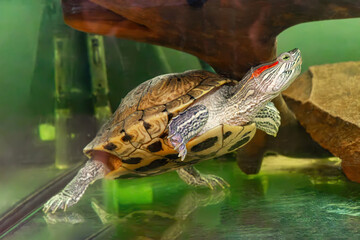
[251,61,279,79]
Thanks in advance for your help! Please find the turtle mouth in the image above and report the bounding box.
[289,58,302,71]
[288,49,302,71]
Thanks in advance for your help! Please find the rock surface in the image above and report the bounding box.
[283,61,360,183]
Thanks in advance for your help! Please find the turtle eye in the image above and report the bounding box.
[281,53,291,61]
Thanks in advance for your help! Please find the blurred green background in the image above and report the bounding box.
[277,19,360,71]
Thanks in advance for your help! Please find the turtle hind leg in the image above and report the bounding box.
[168,105,209,160]
[253,102,281,137]
[43,160,106,214]
[176,166,230,189]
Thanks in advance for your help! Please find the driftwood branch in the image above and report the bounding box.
[62,0,360,78]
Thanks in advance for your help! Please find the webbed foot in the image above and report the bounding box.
[177,166,230,189]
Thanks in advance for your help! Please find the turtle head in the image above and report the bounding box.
[249,48,302,97]
[227,49,302,124]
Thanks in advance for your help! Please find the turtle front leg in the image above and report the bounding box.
[253,102,281,137]
[168,105,209,160]
[43,160,107,214]
[177,166,230,189]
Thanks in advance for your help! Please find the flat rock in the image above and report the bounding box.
[283,61,360,183]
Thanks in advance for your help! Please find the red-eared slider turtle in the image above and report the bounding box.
[44,49,302,213]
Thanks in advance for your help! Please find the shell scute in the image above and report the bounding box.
[140,138,177,156]
[142,105,168,138]
[187,84,215,99]
[137,71,205,110]
[216,123,256,156]
[116,80,150,122]
[121,149,166,171]
[201,77,233,86]
[186,125,223,159]
[123,110,152,148]
[222,124,244,147]
[107,131,136,157]
[165,94,194,114]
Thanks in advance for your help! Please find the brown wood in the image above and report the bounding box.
[62,0,360,79]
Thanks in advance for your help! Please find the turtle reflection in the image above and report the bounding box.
[91,189,227,240]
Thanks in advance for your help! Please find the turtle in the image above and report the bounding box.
[43,48,302,213]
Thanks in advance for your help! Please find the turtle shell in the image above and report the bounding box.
[84,70,255,179]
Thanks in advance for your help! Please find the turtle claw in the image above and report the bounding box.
[177,166,230,189]
[178,146,188,161]
[198,174,230,190]
[168,132,188,161]
[43,191,77,214]
[173,141,181,151]
[175,141,188,161]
